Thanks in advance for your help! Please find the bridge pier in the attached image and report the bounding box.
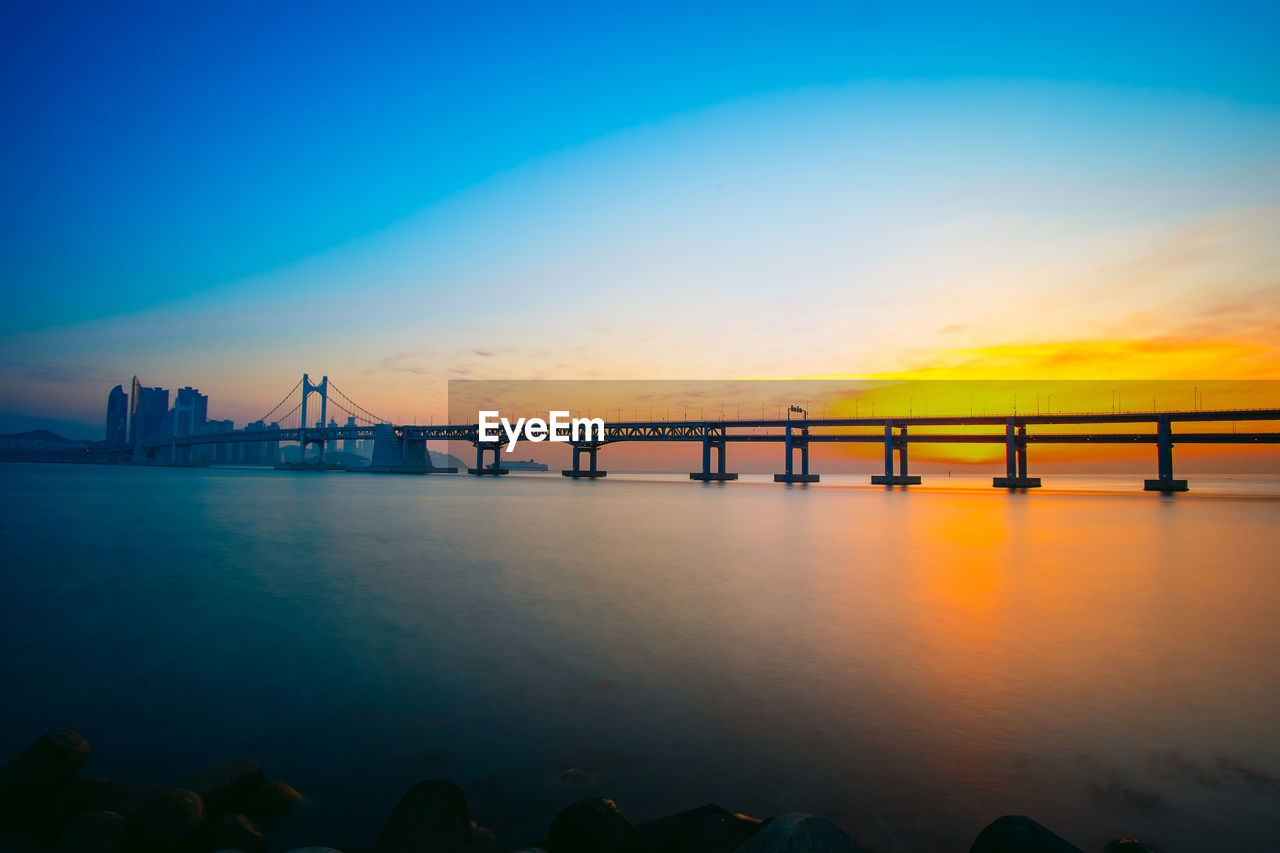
[396,437,457,473]
[469,442,508,475]
[276,425,345,470]
[691,434,737,481]
[872,425,920,485]
[1144,417,1188,492]
[775,423,819,483]
[563,443,607,478]
[995,422,1041,488]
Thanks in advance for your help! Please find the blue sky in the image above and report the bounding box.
[4,1,1278,329]
[2,1,1279,434]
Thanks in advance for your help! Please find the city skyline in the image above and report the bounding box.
[54,372,1275,476]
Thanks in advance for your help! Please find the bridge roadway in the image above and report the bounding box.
[82,406,1278,493]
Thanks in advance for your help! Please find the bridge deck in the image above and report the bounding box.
[76,407,1279,452]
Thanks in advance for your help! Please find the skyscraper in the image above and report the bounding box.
[343,416,356,454]
[128,376,170,448]
[173,386,209,435]
[105,385,128,444]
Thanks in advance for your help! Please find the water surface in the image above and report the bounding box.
[2,464,1278,851]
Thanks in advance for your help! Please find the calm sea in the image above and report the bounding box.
[2,464,1278,851]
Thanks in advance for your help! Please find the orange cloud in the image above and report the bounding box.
[877,334,1280,381]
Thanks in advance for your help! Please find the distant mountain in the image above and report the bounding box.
[430,450,468,470]
[0,429,72,443]
[0,429,101,452]
[0,413,103,442]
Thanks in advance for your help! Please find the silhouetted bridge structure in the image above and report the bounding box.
[56,373,1280,493]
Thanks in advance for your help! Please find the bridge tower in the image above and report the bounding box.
[299,373,329,463]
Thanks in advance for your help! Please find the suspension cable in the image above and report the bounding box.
[253,377,303,424]
[326,381,391,425]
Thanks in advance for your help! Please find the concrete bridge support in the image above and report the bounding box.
[402,438,457,472]
[358,424,456,473]
[995,422,1041,488]
[1145,417,1188,492]
[367,423,403,470]
[775,424,819,482]
[691,435,736,481]
[469,442,508,475]
[872,425,920,485]
[402,438,429,472]
[563,443,607,478]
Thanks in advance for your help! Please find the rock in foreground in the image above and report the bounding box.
[0,729,91,817]
[732,813,859,853]
[970,816,1083,853]
[175,758,263,819]
[52,778,204,847]
[638,803,762,853]
[376,779,472,851]
[546,798,652,853]
[49,810,126,853]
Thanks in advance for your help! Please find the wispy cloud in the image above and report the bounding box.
[8,359,119,384]
[366,352,431,375]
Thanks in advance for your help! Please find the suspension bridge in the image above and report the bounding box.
[67,373,1280,492]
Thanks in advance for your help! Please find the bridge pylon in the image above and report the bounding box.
[299,373,329,464]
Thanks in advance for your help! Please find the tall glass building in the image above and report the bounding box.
[128,376,169,448]
[105,384,128,444]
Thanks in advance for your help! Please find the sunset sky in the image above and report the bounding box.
[2,2,1279,435]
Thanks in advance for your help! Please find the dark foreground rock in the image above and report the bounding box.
[546,798,652,853]
[52,778,204,847]
[732,813,859,853]
[0,730,91,818]
[0,727,1137,853]
[376,779,472,851]
[637,803,762,853]
[203,811,266,853]
[49,810,126,853]
[1105,841,1155,853]
[174,758,263,819]
[245,778,306,819]
[970,816,1083,853]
